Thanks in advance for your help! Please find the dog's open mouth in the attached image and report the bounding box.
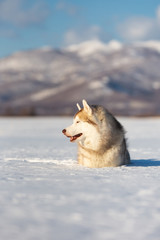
[69,133,83,142]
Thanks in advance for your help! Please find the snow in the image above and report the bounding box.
[30,83,75,101]
[66,40,122,56]
[135,40,160,52]
[0,117,160,240]
[67,39,160,56]
[30,88,59,101]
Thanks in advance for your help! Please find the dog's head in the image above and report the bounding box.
[62,100,99,143]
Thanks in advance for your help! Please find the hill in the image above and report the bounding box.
[0,40,160,116]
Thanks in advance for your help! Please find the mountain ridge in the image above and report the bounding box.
[0,40,160,116]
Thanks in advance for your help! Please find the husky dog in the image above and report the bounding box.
[62,100,130,168]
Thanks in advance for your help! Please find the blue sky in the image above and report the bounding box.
[0,0,160,57]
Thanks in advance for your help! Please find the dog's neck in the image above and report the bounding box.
[78,135,102,152]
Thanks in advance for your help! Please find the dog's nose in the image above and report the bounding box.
[62,129,66,134]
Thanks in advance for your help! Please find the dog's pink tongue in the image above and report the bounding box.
[70,137,73,142]
[70,133,82,142]
[70,136,76,142]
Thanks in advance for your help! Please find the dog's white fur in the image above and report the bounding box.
[62,100,130,168]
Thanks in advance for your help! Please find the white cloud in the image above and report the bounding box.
[64,25,102,46]
[0,0,49,27]
[118,6,160,41]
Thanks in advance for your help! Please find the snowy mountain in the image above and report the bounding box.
[66,39,122,56]
[0,40,160,116]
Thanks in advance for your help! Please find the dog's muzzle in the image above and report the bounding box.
[62,129,82,142]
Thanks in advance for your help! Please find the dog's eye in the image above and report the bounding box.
[76,121,80,124]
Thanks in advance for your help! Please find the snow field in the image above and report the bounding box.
[0,117,160,240]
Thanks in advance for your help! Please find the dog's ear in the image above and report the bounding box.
[76,103,81,111]
[82,99,92,115]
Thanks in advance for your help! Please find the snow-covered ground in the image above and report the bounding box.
[0,117,160,240]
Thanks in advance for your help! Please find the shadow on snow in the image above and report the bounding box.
[129,159,160,167]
